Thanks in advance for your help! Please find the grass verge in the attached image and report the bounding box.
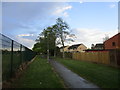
[56,58,120,88]
[12,55,65,88]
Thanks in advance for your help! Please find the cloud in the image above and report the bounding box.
[2,2,73,48]
[53,4,72,17]
[15,36,35,49]
[56,5,72,14]
[109,4,116,8]
[63,12,69,17]
[68,28,118,48]
[3,2,59,30]
[79,0,83,3]
[3,2,72,35]
[18,34,34,37]
[2,0,119,2]
[3,33,36,49]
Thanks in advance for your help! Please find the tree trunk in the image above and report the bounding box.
[61,39,65,58]
[47,33,49,62]
[54,50,56,58]
[54,39,56,58]
[47,49,49,61]
[54,46,56,58]
[62,48,65,58]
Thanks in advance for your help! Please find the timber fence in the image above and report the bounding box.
[72,50,120,67]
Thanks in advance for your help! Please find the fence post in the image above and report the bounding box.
[10,40,13,77]
[20,44,22,64]
[117,49,120,66]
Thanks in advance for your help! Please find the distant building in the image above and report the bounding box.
[60,46,70,52]
[68,44,87,52]
[104,33,120,49]
[93,43,104,50]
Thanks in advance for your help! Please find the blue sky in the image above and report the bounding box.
[2,2,118,49]
[67,2,118,31]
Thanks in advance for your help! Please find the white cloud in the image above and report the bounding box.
[3,2,73,49]
[18,34,34,37]
[109,4,116,8]
[3,2,71,33]
[54,5,72,14]
[67,28,118,48]
[63,12,69,17]
[15,36,35,49]
[2,0,119,2]
[79,0,83,3]
[53,4,72,17]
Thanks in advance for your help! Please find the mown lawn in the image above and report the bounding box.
[56,58,120,88]
[12,55,65,88]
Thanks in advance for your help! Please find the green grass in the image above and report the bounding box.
[2,54,12,80]
[56,58,120,88]
[2,53,22,81]
[12,55,65,88]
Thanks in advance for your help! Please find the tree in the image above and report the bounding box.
[34,26,57,60]
[33,36,47,54]
[103,34,109,42]
[55,18,74,58]
[33,17,75,59]
[50,24,58,57]
[91,44,95,49]
[45,27,56,61]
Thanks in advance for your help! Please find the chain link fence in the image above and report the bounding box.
[0,33,36,81]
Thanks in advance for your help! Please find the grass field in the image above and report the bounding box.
[56,58,120,88]
[12,55,65,88]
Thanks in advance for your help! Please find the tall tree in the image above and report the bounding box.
[55,18,74,58]
[51,24,60,57]
[35,26,57,60]
[46,26,56,60]
[33,17,75,59]
[34,31,48,54]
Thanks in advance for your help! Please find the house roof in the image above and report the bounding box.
[94,43,104,48]
[60,46,68,49]
[104,33,120,43]
[68,44,82,49]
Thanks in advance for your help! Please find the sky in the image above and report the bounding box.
[2,2,119,49]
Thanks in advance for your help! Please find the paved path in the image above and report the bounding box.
[50,60,100,89]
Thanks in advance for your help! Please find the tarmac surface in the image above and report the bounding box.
[50,59,100,89]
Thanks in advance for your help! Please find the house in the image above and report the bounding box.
[92,43,104,50]
[60,45,70,52]
[68,44,87,52]
[104,33,120,49]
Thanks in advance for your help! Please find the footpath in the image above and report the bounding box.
[50,59,100,89]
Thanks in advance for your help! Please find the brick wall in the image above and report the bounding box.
[104,33,120,49]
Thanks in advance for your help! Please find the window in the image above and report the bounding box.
[112,42,116,46]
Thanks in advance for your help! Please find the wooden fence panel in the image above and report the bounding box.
[70,49,119,67]
[72,52,110,65]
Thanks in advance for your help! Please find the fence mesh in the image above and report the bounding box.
[0,33,36,81]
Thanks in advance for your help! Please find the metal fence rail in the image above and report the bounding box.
[0,33,36,81]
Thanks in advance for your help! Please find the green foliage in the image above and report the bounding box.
[33,17,75,57]
[55,18,75,58]
[32,40,47,54]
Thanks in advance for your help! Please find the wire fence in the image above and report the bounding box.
[0,33,36,81]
